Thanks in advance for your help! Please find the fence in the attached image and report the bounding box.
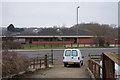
[88,54,102,79]
[88,52,120,80]
[30,50,54,69]
[88,59,102,79]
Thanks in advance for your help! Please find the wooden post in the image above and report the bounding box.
[30,59,32,68]
[44,44,45,48]
[33,59,35,69]
[89,60,92,71]
[51,44,52,48]
[51,52,53,65]
[88,53,91,59]
[47,53,49,64]
[64,43,65,47]
[94,63,96,77]
[51,49,53,64]
[40,59,41,68]
[103,54,115,79]
[78,43,79,47]
[30,44,31,48]
[44,55,48,68]
[98,66,100,78]
[91,61,93,73]
[37,57,38,64]
[89,60,91,70]
[102,53,105,80]
[88,60,89,69]
[37,42,38,48]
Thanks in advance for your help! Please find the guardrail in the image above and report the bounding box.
[88,59,102,79]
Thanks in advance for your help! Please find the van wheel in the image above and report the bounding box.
[64,64,67,67]
[81,62,83,66]
[78,63,81,67]
[81,61,83,66]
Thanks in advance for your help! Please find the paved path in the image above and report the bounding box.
[26,58,90,78]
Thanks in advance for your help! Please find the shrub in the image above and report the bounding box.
[2,42,24,49]
[2,51,30,77]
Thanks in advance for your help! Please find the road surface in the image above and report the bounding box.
[10,48,118,59]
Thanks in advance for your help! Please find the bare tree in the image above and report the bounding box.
[71,23,118,47]
[91,24,117,47]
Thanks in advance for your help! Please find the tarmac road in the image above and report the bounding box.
[11,48,118,59]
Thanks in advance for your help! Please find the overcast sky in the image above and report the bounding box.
[2,2,118,28]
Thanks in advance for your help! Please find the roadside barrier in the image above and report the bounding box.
[30,51,54,69]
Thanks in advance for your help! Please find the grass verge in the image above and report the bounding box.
[9,44,114,50]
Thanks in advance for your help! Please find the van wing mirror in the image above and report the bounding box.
[82,56,84,58]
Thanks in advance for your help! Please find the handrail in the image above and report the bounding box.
[88,59,102,79]
[90,59,102,68]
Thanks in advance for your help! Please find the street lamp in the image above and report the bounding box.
[77,6,80,47]
[114,38,118,47]
[77,6,80,25]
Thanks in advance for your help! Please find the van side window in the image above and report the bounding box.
[72,50,78,56]
[65,50,71,56]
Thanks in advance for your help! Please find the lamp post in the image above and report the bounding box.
[114,38,118,47]
[77,6,80,47]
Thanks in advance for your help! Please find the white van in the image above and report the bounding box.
[63,49,83,67]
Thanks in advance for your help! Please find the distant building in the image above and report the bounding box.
[2,35,117,47]
[2,28,119,47]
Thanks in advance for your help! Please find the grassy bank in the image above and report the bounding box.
[23,44,65,49]
[22,44,114,49]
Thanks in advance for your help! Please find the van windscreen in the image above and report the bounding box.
[65,50,71,56]
[72,50,78,56]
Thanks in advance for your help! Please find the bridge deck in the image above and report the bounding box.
[25,58,90,78]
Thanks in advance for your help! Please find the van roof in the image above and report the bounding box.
[65,49,80,50]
